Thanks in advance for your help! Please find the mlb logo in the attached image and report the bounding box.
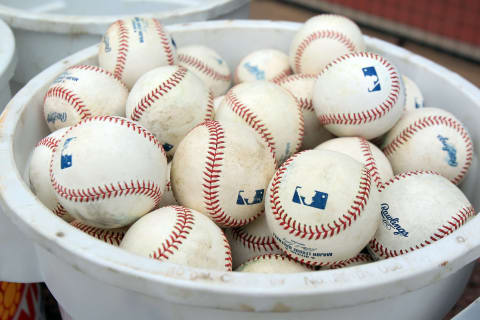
[292,186,328,210]
[236,189,265,205]
[362,66,381,92]
[60,137,76,169]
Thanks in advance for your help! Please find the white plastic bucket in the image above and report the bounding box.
[0,17,15,111]
[0,20,479,320]
[0,0,250,85]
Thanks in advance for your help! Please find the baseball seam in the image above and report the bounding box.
[222,231,233,271]
[369,206,475,259]
[275,74,316,112]
[382,115,473,185]
[329,253,372,269]
[358,137,383,191]
[380,170,440,190]
[69,65,128,89]
[72,221,125,246]
[317,52,401,126]
[270,68,292,84]
[152,19,175,66]
[52,203,69,219]
[178,53,231,82]
[204,90,215,121]
[36,137,59,149]
[150,205,194,260]
[238,253,314,270]
[224,90,277,165]
[231,223,281,252]
[130,67,188,122]
[295,30,356,74]
[44,87,93,120]
[113,20,129,80]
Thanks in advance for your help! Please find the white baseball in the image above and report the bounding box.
[120,206,232,271]
[28,127,73,222]
[99,17,177,89]
[275,74,334,150]
[225,213,282,268]
[215,81,304,165]
[177,45,232,97]
[126,65,213,157]
[213,95,225,116]
[315,137,394,192]
[235,254,311,273]
[313,52,405,139]
[171,120,276,228]
[50,116,167,228]
[70,220,127,246]
[234,49,291,84]
[368,171,475,260]
[43,65,128,132]
[157,162,178,208]
[265,150,380,267]
[328,252,373,269]
[289,14,365,75]
[402,75,424,112]
[382,107,473,185]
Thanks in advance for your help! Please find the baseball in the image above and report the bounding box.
[235,254,312,273]
[289,14,365,75]
[99,17,177,89]
[50,116,167,228]
[275,74,334,150]
[234,49,291,84]
[177,45,232,97]
[402,75,424,112]
[126,65,213,157]
[265,150,380,267]
[213,95,225,116]
[43,65,128,132]
[171,120,276,228]
[225,213,282,268]
[382,107,473,185]
[215,81,304,165]
[368,171,475,259]
[157,162,178,208]
[313,52,405,139]
[28,127,73,222]
[120,206,232,271]
[328,252,373,269]
[70,220,127,246]
[315,137,394,192]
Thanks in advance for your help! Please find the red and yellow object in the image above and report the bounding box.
[0,283,41,320]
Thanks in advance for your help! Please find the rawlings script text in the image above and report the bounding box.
[381,203,409,237]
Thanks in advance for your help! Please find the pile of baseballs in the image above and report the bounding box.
[28,15,475,274]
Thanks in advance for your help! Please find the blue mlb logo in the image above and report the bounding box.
[237,189,264,205]
[60,137,76,169]
[362,66,381,92]
[292,186,328,210]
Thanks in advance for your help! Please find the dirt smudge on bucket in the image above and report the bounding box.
[271,302,291,312]
[239,304,255,312]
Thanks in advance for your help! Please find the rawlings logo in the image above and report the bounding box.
[47,112,67,123]
[236,189,264,205]
[132,17,145,43]
[244,63,265,80]
[362,66,381,92]
[53,71,79,84]
[381,203,409,237]
[292,186,328,210]
[437,135,458,167]
[60,137,76,169]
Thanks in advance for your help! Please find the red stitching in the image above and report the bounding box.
[150,206,195,260]
[295,97,305,153]
[295,30,356,74]
[204,90,214,121]
[69,65,127,89]
[222,231,233,271]
[44,87,92,120]
[270,68,292,84]
[380,170,440,191]
[329,253,372,269]
[317,52,401,126]
[165,181,171,192]
[275,74,316,112]
[231,222,281,252]
[240,253,314,270]
[71,221,126,246]
[113,20,129,80]
[178,53,231,82]
[358,137,383,192]
[152,19,175,66]
[35,137,59,150]
[52,203,69,219]
[269,152,372,266]
[130,67,188,122]
[369,206,476,259]
[382,115,473,185]
[224,90,277,165]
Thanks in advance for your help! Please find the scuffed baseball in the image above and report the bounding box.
[120,206,232,271]
[382,107,473,185]
[28,127,74,223]
[51,116,167,228]
[234,49,291,84]
[125,66,213,157]
[171,120,276,228]
[275,74,334,149]
[177,45,232,97]
[265,150,380,267]
[43,65,128,132]
[235,254,311,273]
[315,137,394,192]
[225,213,282,268]
[99,17,177,88]
[215,81,304,165]
[313,52,405,139]
[157,162,178,208]
[289,14,365,75]
[402,75,424,112]
[70,220,128,246]
[368,171,475,260]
